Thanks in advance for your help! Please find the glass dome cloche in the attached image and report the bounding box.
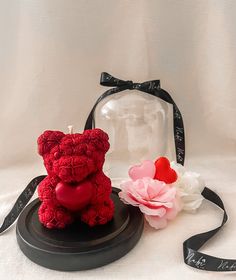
[94,89,175,186]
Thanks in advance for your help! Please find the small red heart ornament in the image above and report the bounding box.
[154,157,177,184]
[55,181,93,211]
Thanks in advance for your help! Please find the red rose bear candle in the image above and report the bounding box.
[37,127,114,229]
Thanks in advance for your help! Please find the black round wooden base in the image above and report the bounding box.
[16,187,144,271]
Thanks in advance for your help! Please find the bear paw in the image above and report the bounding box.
[38,201,74,229]
[81,199,114,227]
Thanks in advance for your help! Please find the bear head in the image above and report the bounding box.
[37,128,110,183]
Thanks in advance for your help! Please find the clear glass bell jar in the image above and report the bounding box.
[95,90,175,186]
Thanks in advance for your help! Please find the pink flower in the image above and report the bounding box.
[119,177,181,229]
[144,198,181,229]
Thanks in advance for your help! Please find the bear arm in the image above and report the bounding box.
[38,175,59,202]
[89,171,112,204]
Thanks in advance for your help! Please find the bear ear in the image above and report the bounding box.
[83,128,110,153]
[37,130,65,156]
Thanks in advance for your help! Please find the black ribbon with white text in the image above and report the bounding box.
[84,72,236,272]
[85,72,185,165]
[0,175,45,234]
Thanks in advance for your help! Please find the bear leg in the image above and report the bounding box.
[81,199,114,227]
[38,201,74,229]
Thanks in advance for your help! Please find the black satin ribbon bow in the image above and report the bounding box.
[100,72,161,92]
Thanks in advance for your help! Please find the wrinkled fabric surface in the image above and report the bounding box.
[1,158,236,280]
[0,1,236,279]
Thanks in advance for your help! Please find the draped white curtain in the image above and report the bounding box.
[0,0,235,167]
[0,1,236,279]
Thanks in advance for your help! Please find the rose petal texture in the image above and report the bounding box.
[119,177,181,229]
[171,161,205,212]
[144,198,181,229]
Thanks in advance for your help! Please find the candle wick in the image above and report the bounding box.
[68,125,74,134]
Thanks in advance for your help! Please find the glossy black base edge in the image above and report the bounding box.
[16,187,144,271]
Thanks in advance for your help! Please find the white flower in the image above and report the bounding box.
[171,162,205,212]
[170,161,186,175]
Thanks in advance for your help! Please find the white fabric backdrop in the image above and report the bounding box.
[0,1,236,279]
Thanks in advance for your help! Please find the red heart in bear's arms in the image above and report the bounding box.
[55,181,93,211]
[154,157,177,184]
